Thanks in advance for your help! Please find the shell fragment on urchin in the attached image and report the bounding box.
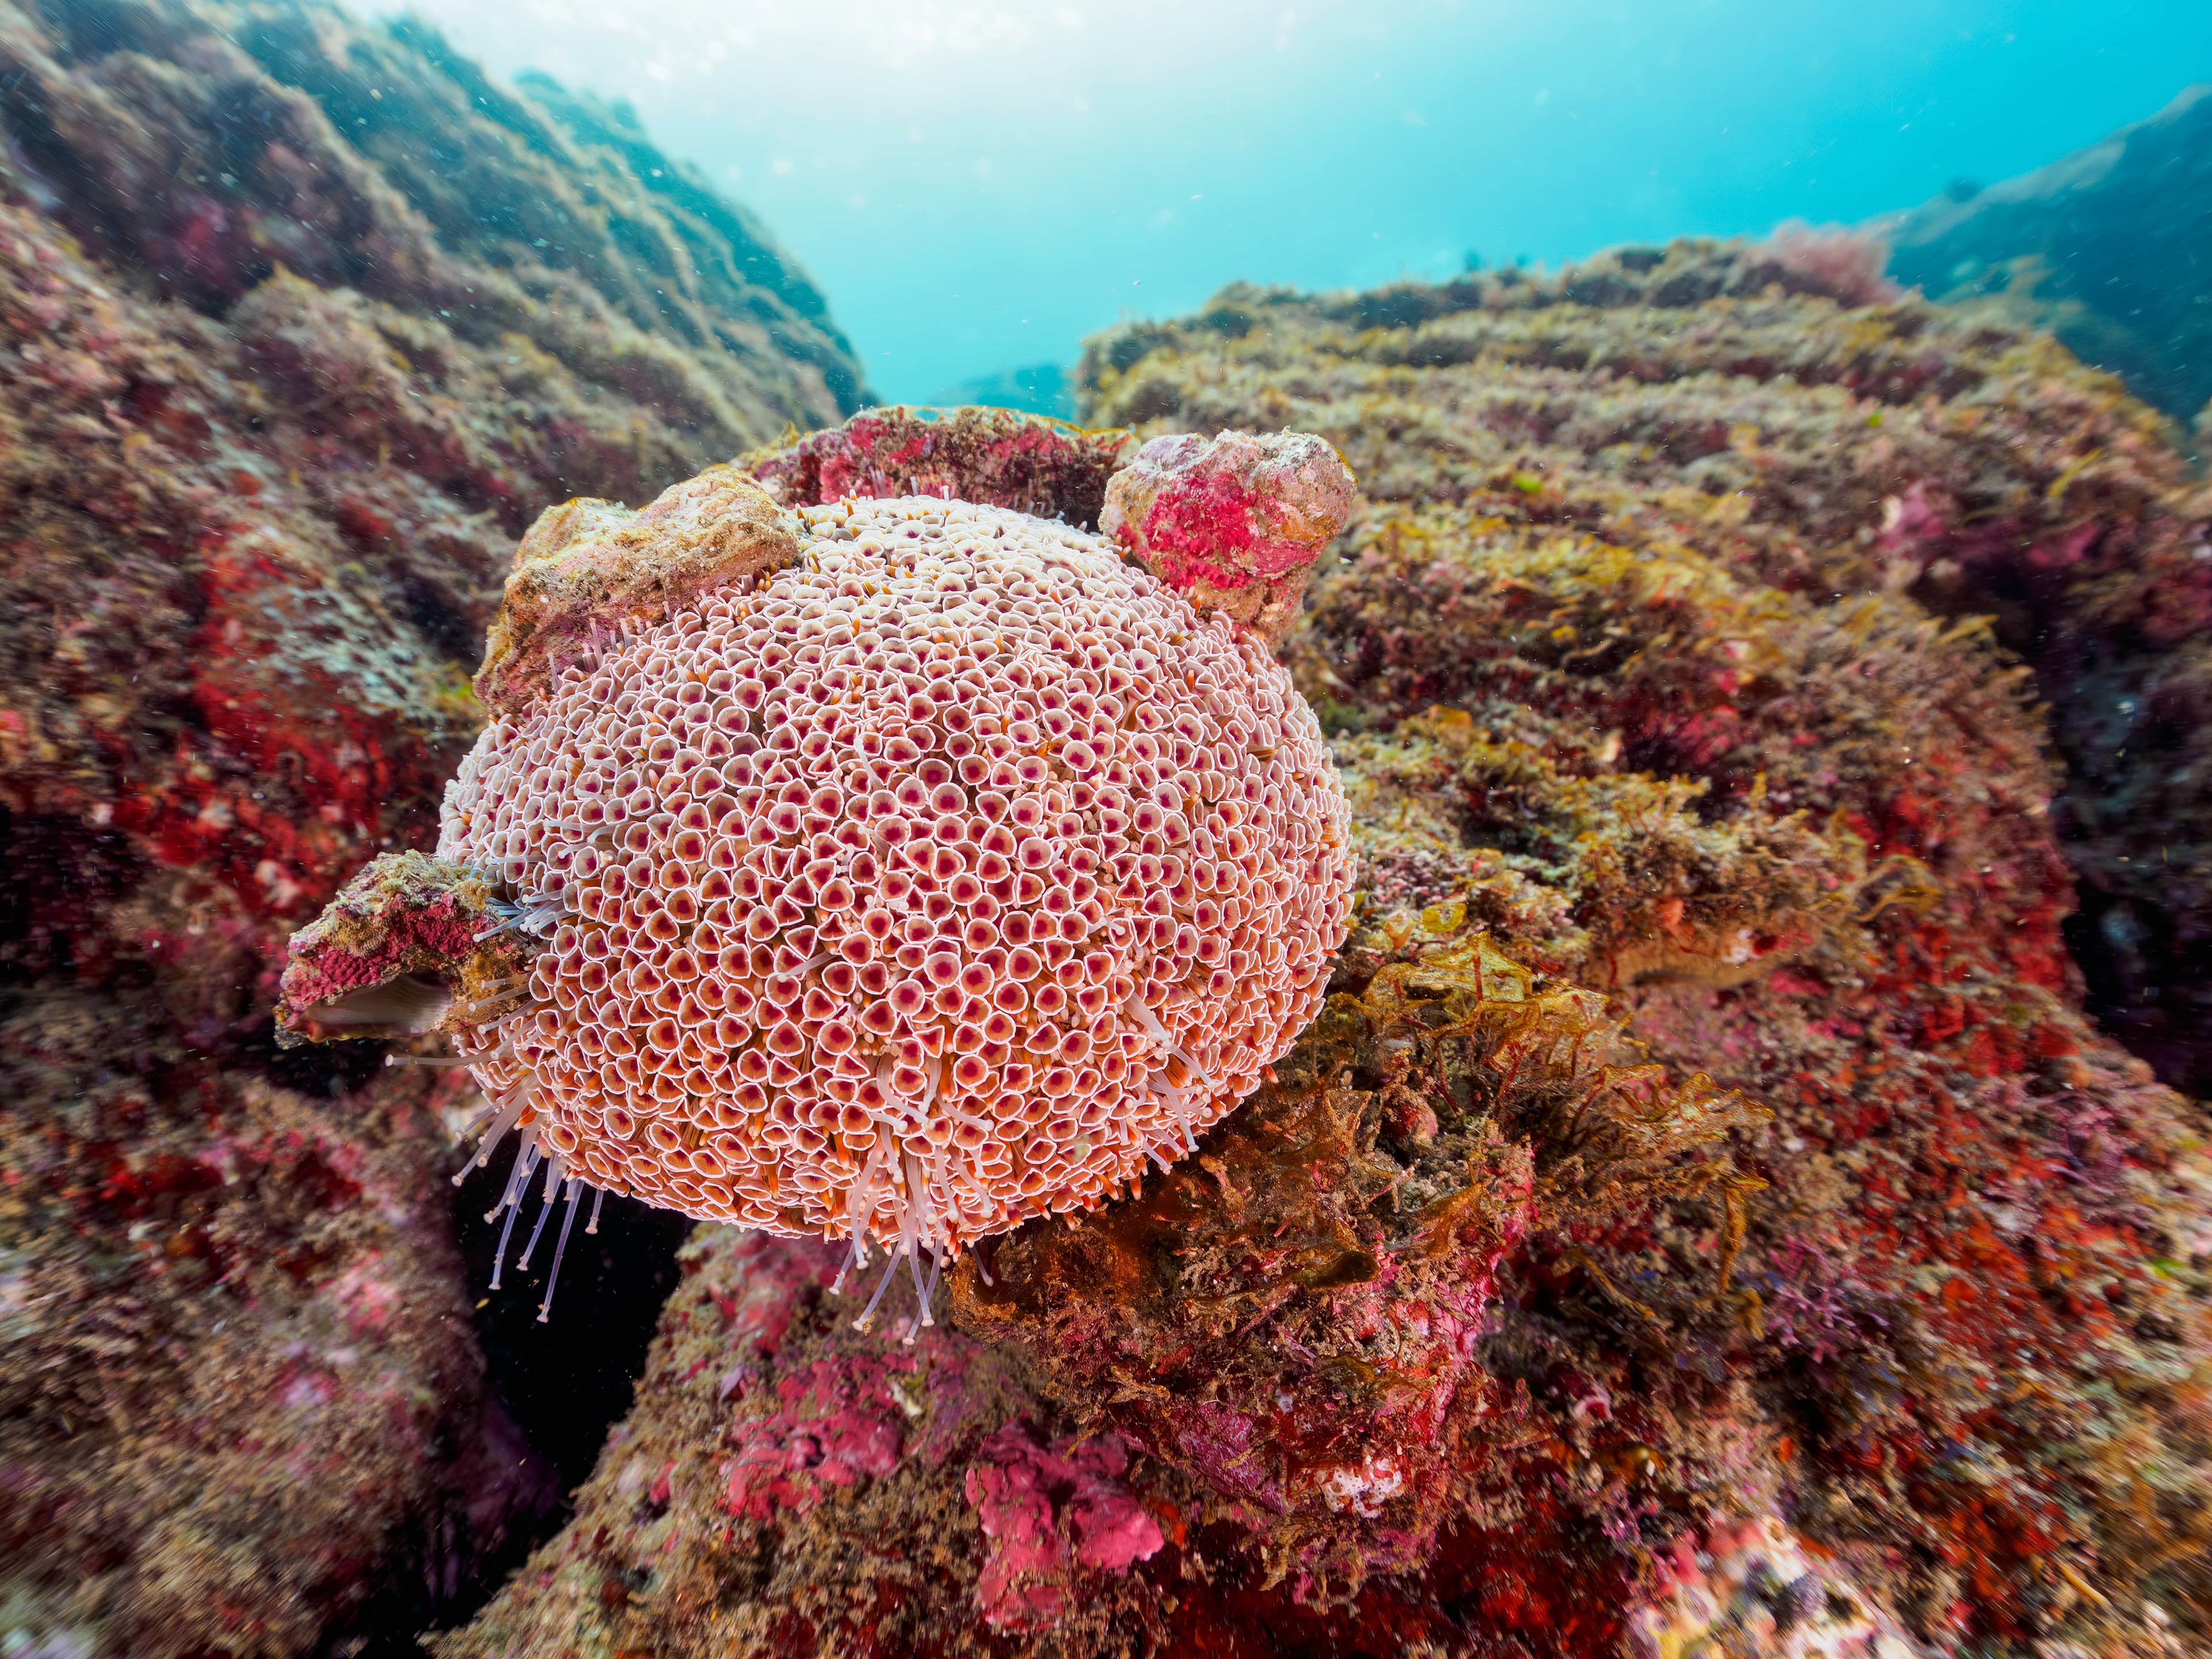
[410,483,1353,1277]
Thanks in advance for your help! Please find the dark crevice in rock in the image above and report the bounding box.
[453,1153,694,1504]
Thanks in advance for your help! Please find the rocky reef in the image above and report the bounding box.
[0,1,862,1653]
[0,0,863,450]
[1874,84,2212,433]
[1064,239,2212,1649]
[6,12,2212,1648]
[422,301,2209,1655]
[1084,239,2212,1105]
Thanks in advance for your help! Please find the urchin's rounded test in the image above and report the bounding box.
[435,494,1353,1278]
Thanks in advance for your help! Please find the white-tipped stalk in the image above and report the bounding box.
[1123,994,1173,1048]
[857,1164,922,1335]
[904,1249,932,1342]
[453,1099,501,1146]
[853,1246,903,1331]
[486,1134,542,1225]
[488,1139,542,1292]
[537,1180,585,1323]
[902,1247,944,1346]
[474,891,569,942]
[454,1075,536,1187]
[458,988,531,1023]
[585,1186,605,1236]
[834,1141,890,1294]
[1150,1074,1202,1157]
[516,1156,565,1271]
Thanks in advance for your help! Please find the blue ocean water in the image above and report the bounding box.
[368,0,2212,407]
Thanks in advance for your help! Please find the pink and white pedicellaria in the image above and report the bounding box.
[437,493,1353,1314]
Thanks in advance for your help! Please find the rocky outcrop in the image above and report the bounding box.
[0,2,863,1653]
[1057,240,2212,1651]
[430,275,2212,1652]
[1080,240,2212,1102]
[1875,84,2212,430]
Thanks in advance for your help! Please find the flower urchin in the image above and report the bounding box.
[279,431,1358,1325]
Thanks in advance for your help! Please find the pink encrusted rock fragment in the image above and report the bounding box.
[1101,428,1358,645]
[963,1420,1164,1633]
[744,404,1135,524]
[274,851,532,1044]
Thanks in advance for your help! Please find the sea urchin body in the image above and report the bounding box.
[404,480,1352,1311]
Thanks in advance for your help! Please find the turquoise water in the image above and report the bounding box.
[369,0,2212,406]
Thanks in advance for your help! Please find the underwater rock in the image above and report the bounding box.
[0,186,528,1659]
[1874,84,2212,427]
[472,467,801,719]
[0,0,865,449]
[0,1,866,1652]
[1081,236,2212,1104]
[430,1226,1181,1658]
[0,995,547,1659]
[955,926,1771,1590]
[437,1210,1702,1659]
[1101,427,1359,646]
[1076,247,2212,1650]
[274,851,523,1044]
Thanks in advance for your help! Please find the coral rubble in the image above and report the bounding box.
[0,0,865,1652]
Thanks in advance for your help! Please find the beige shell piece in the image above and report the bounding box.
[475,465,802,718]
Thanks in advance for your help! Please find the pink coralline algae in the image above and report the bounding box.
[1757,221,1906,310]
[281,435,1359,1322]
[437,1227,1185,1659]
[965,1422,1166,1631]
[1101,429,1361,643]
[744,402,1137,526]
[274,851,529,1043]
[722,1352,910,1518]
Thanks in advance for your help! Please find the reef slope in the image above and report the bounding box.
[1874,84,2212,430]
[445,334,2212,1656]
[1071,239,2212,1649]
[0,1,865,1653]
[1081,240,2212,1100]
